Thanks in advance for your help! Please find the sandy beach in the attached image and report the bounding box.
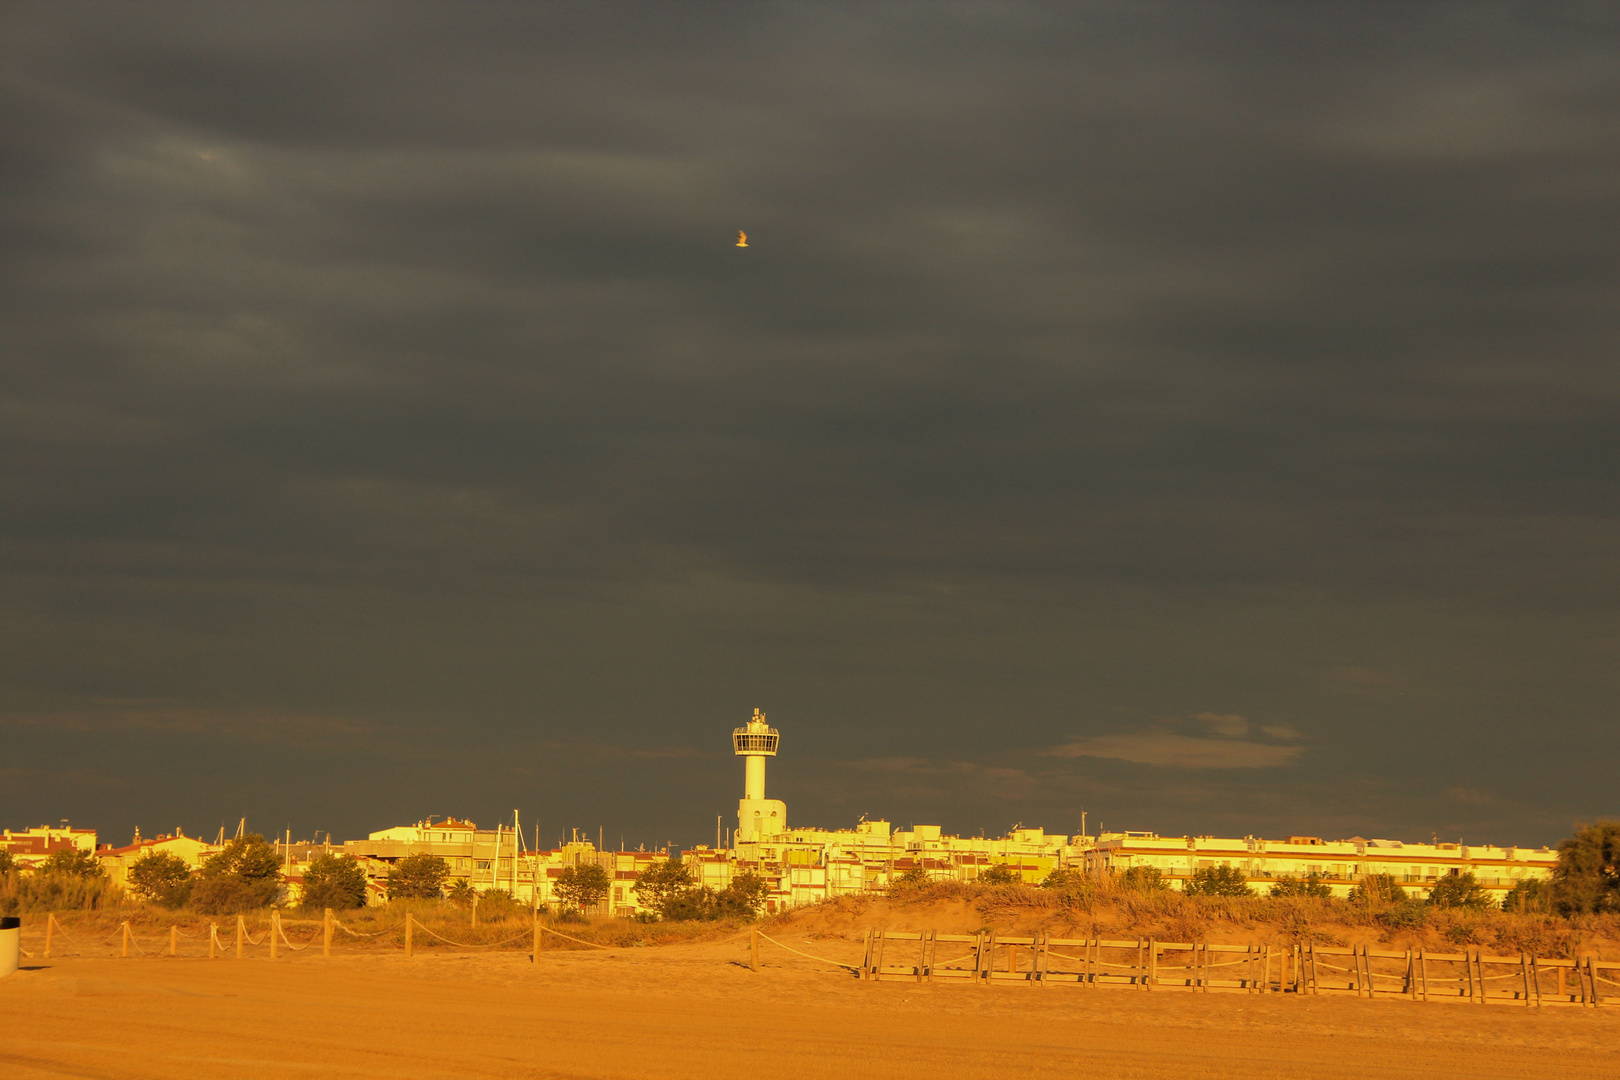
[4,931,1618,1080]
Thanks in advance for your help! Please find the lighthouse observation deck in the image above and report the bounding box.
[732,709,779,755]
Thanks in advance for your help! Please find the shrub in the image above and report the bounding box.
[0,870,122,914]
[1501,877,1551,914]
[193,834,282,914]
[300,853,368,910]
[476,888,524,920]
[127,851,194,907]
[1269,874,1331,899]
[554,863,611,913]
[446,879,476,909]
[979,864,1022,886]
[386,853,450,900]
[1551,821,1620,915]
[1119,866,1167,893]
[1377,899,1428,931]
[1348,873,1407,906]
[1427,872,1491,912]
[1185,865,1253,897]
[0,851,14,875]
[40,848,104,878]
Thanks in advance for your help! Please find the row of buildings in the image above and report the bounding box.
[4,710,1559,913]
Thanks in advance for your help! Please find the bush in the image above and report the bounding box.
[475,888,525,920]
[0,851,14,875]
[1269,874,1331,899]
[1377,899,1429,931]
[554,863,611,913]
[979,864,1022,886]
[1348,873,1407,906]
[1502,877,1551,914]
[1427,872,1491,912]
[1185,865,1254,897]
[193,834,282,914]
[40,848,104,878]
[0,870,122,914]
[386,853,450,900]
[1119,866,1167,893]
[446,879,476,909]
[300,853,368,910]
[127,851,194,907]
[1551,821,1620,915]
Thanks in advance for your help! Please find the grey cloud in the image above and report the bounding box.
[1,3,1617,847]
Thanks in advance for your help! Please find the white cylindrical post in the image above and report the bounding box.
[744,755,767,801]
[0,916,19,978]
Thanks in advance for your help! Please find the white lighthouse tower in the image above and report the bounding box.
[733,708,786,844]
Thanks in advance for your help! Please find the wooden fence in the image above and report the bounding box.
[857,930,1620,1006]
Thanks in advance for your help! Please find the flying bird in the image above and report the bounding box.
[736,230,748,247]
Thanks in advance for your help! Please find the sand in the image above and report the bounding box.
[4,931,1618,1080]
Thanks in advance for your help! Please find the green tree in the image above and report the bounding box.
[979,864,1022,886]
[386,853,450,900]
[1426,872,1491,911]
[127,851,193,906]
[1550,820,1620,915]
[300,853,368,910]
[632,857,694,917]
[716,871,770,919]
[661,886,719,921]
[1502,877,1551,914]
[1119,865,1167,892]
[192,834,283,913]
[446,878,476,909]
[1348,873,1408,906]
[554,863,611,913]
[1185,864,1254,897]
[1269,874,1331,899]
[0,850,15,875]
[40,848,104,878]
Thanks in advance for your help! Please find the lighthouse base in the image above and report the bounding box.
[736,798,787,845]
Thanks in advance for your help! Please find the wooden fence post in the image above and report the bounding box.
[922,929,935,983]
[874,929,888,981]
[860,928,873,980]
[1135,939,1144,990]
[323,908,332,958]
[532,917,542,964]
[404,913,413,959]
[1147,939,1157,990]
[44,913,54,959]
[120,921,130,958]
[1419,948,1428,1002]
[235,915,245,959]
[750,929,760,972]
[169,925,177,957]
[1521,953,1535,1007]
[209,923,218,960]
[270,911,279,960]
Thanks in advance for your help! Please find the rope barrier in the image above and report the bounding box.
[756,931,859,973]
[410,922,533,949]
[276,921,322,951]
[537,925,615,950]
[332,918,404,938]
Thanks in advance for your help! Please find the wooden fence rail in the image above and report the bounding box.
[857,929,1618,1006]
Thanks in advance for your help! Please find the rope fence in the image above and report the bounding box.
[14,911,1619,1008]
[852,928,1619,1006]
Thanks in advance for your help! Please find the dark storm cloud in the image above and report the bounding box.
[2,3,1617,848]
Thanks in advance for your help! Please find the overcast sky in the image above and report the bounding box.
[2,3,1616,851]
